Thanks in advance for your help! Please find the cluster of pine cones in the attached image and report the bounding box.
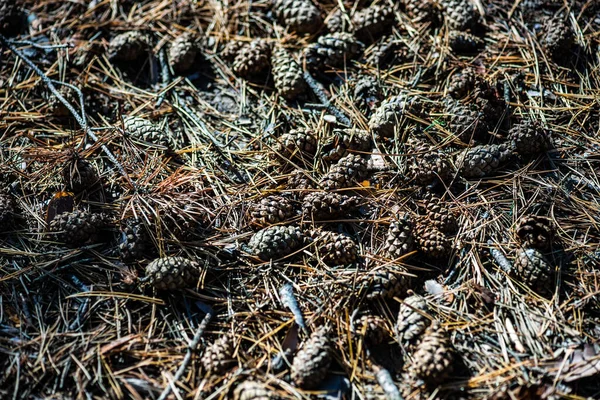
[1,0,600,399]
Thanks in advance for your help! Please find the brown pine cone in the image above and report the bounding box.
[419,193,458,234]
[0,189,16,231]
[108,31,151,62]
[271,46,306,101]
[541,17,574,59]
[291,326,332,389]
[413,217,452,258]
[201,335,235,375]
[351,4,395,42]
[412,322,454,384]
[439,0,479,31]
[515,215,554,251]
[513,248,553,296]
[448,30,483,54]
[382,213,415,260]
[119,218,150,261]
[249,195,296,226]
[287,169,315,196]
[169,32,198,74]
[247,225,305,261]
[302,192,360,221]
[274,128,318,161]
[63,158,99,193]
[447,67,477,98]
[457,144,512,178]
[143,257,201,290]
[319,154,369,190]
[309,230,359,265]
[304,32,362,69]
[232,40,271,78]
[352,314,388,346]
[444,97,488,142]
[406,139,453,185]
[124,116,172,148]
[234,381,278,400]
[48,210,108,247]
[508,120,551,156]
[273,0,322,34]
[362,268,411,301]
[369,95,420,138]
[322,128,372,163]
[396,294,431,345]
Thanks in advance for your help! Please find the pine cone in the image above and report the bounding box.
[234,381,277,400]
[351,4,395,42]
[201,335,235,375]
[233,40,271,78]
[287,169,315,196]
[322,128,372,163]
[48,210,107,246]
[319,154,369,190]
[364,35,399,68]
[439,0,479,31]
[457,144,512,178]
[352,314,388,346]
[444,98,488,142]
[508,120,551,156]
[124,116,172,148]
[513,248,553,296]
[310,230,359,266]
[413,217,452,258]
[63,158,99,193]
[304,32,362,69]
[382,213,415,260]
[273,0,322,34]
[362,268,411,301]
[169,32,198,74]
[419,193,458,234]
[119,218,150,261]
[274,128,318,161]
[325,8,351,33]
[396,294,431,345]
[541,17,574,59]
[516,215,554,251]
[448,30,483,54]
[271,46,306,101]
[369,95,420,138]
[412,322,454,384]
[291,327,332,389]
[302,192,360,221]
[247,225,305,261]
[108,31,151,62]
[249,195,296,226]
[143,256,200,290]
[447,67,476,98]
[221,41,245,63]
[0,189,16,231]
[0,0,22,35]
[406,139,453,185]
[403,0,439,24]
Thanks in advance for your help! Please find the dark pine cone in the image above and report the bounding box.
[234,381,277,400]
[271,46,306,101]
[396,294,431,345]
[249,195,296,227]
[457,144,512,178]
[406,138,453,185]
[322,128,372,163]
[382,213,415,260]
[319,153,369,190]
[302,191,360,221]
[108,31,151,62]
[274,128,318,161]
[119,218,150,261]
[291,326,332,389]
[541,17,574,59]
[412,322,454,385]
[304,32,362,69]
[369,94,420,138]
[361,268,411,301]
[448,30,483,54]
[515,215,554,251]
[272,0,322,34]
[352,314,389,346]
[287,169,315,197]
[247,225,305,261]
[513,248,553,297]
[309,229,359,266]
[444,97,488,142]
[0,189,16,231]
[403,0,439,24]
[351,4,395,43]
[508,119,551,156]
[169,32,198,74]
[124,116,172,148]
[413,216,452,258]
[419,192,458,235]
[201,335,235,375]
[325,8,351,33]
[63,158,100,193]
[232,39,272,78]
[48,210,108,247]
[439,0,479,31]
[0,0,23,35]
[447,67,477,98]
[143,256,201,290]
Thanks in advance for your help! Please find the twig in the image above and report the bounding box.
[372,363,403,400]
[279,283,307,332]
[487,240,513,273]
[302,71,351,126]
[157,309,214,400]
[156,46,171,108]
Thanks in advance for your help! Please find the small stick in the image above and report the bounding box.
[372,363,402,400]
[157,309,214,400]
[302,71,351,126]
[279,283,307,332]
[487,240,512,273]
